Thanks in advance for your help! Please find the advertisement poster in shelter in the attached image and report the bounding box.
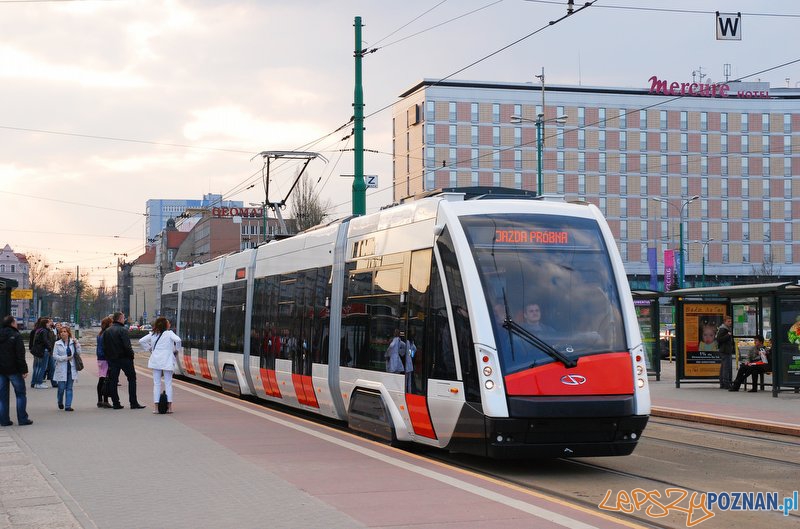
[778,298,800,387]
[682,302,728,377]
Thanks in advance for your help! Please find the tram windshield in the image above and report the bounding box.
[460,213,626,375]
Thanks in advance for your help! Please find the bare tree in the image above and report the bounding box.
[290,172,332,232]
[751,255,780,280]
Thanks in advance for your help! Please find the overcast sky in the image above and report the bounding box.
[2,0,798,287]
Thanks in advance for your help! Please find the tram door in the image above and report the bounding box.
[404,248,463,441]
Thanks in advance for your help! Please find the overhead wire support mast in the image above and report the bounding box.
[251,151,328,237]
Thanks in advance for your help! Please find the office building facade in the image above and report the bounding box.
[145,193,243,244]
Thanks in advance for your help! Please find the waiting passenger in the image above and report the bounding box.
[385,329,406,374]
[729,334,770,393]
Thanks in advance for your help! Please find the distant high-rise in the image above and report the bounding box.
[145,193,243,244]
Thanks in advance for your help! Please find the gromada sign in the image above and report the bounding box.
[648,76,769,99]
[212,207,263,218]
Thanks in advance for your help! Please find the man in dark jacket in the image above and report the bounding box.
[0,315,33,426]
[715,315,734,389]
[102,312,145,410]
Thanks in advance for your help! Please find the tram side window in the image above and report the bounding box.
[277,273,298,364]
[311,266,332,366]
[178,290,194,349]
[252,275,281,369]
[180,287,215,351]
[407,249,432,395]
[162,293,178,329]
[220,280,246,354]
[425,254,458,381]
[437,228,478,400]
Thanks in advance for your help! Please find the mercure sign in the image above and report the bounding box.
[648,76,769,99]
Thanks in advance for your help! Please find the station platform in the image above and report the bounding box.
[1,354,798,529]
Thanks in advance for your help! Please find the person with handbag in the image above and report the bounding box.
[53,325,81,411]
[139,316,181,414]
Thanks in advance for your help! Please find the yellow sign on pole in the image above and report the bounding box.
[11,289,33,300]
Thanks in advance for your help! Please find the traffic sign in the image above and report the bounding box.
[11,289,33,300]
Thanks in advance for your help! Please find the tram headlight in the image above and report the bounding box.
[636,365,644,375]
[637,378,645,389]
[483,366,493,376]
[485,380,495,390]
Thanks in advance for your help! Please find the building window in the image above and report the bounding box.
[471,148,478,169]
[722,223,728,241]
[471,126,478,146]
[660,155,668,174]
[557,106,565,119]
[449,125,456,145]
[701,177,708,196]
[599,130,606,150]
[599,197,606,215]
[425,124,434,144]
[701,199,708,218]
[762,113,770,133]
[702,221,709,241]
[786,223,792,241]
[764,201,770,220]
[470,103,478,123]
[514,127,521,147]
[513,104,521,119]
[721,134,728,153]
[700,111,708,131]
[514,172,522,189]
[660,132,667,151]
[722,243,729,263]
[620,131,627,151]
[785,157,792,176]
[425,171,435,190]
[742,178,749,197]
[640,131,647,151]
[762,135,770,154]
[578,152,585,172]
[493,171,500,186]
[681,155,688,174]
[742,157,749,176]
[492,151,500,169]
[449,170,457,187]
[660,220,668,239]
[471,171,479,186]
[619,110,627,129]
[492,103,500,123]
[785,135,791,155]
[785,245,792,264]
[578,173,585,194]
[556,130,564,149]
[721,112,728,132]
[742,244,750,263]
[741,134,749,153]
[784,113,791,133]
[763,157,770,176]
[577,129,585,149]
[557,173,564,194]
[640,154,647,174]
[721,201,728,219]
[721,156,728,176]
[680,111,687,130]
[660,110,667,130]
[639,197,646,216]
[620,174,628,194]
[680,133,688,152]
[660,175,668,195]
[742,113,749,132]
[785,179,792,199]
[764,224,771,241]
[599,152,606,173]
[557,151,564,171]
[742,201,749,220]
[701,134,708,153]
[701,156,707,175]
[449,102,456,122]
[640,110,647,129]
[620,153,627,173]
[426,101,435,121]
[619,218,627,239]
[578,107,585,127]
[514,149,522,171]
[681,176,688,196]
[426,146,435,168]
[492,126,500,146]
[599,107,606,127]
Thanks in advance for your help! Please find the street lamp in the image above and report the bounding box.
[652,195,699,288]
[690,238,714,286]
[510,113,567,195]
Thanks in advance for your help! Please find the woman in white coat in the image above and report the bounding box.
[139,316,181,414]
[53,326,81,411]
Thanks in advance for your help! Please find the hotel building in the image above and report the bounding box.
[392,78,800,288]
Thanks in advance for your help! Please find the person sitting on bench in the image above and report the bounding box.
[729,334,770,393]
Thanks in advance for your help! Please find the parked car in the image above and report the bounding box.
[129,324,140,331]
[140,324,153,332]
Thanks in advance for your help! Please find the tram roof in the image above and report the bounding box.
[664,281,800,299]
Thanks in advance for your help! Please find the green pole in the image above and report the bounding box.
[74,266,80,338]
[678,221,684,289]
[352,16,366,216]
[536,118,543,196]
[262,203,267,244]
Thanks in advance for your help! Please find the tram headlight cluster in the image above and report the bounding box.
[480,349,497,390]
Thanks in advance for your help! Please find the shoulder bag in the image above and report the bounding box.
[69,340,84,371]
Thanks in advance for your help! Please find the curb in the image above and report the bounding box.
[651,406,800,437]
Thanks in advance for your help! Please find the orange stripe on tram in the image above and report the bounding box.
[405,394,437,439]
[183,353,195,375]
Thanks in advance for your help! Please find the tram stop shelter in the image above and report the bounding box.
[632,289,662,381]
[0,276,18,319]
[666,281,800,397]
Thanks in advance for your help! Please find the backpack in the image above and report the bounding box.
[30,329,46,358]
[157,391,169,414]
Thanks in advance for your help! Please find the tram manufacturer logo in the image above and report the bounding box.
[599,488,799,527]
[560,374,586,385]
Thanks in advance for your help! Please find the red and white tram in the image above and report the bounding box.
[162,188,650,458]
